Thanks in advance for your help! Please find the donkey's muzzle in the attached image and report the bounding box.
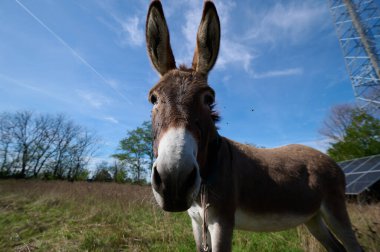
[152,165,198,212]
[151,127,200,211]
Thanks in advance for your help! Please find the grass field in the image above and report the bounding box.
[0,180,379,252]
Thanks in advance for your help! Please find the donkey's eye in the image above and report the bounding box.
[204,94,214,107]
[150,94,158,105]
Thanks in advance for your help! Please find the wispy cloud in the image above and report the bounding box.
[180,0,255,71]
[103,116,119,124]
[76,90,111,109]
[96,2,144,48]
[244,1,328,45]
[0,73,74,104]
[87,156,116,171]
[181,1,201,60]
[218,39,255,71]
[14,0,131,104]
[214,1,256,71]
[106,79,120,89]
[0,73,48,94]
[120,16,144,47]
[250,67,303,79]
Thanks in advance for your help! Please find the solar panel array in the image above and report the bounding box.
[338,154,380,195]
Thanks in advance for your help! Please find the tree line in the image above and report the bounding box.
[0,110,154,183]
[93,121,153,184]
[0,111,97,180]
[1,104,378,183]
[320,104,380,161]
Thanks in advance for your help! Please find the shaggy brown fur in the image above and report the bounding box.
[145,1,363,251]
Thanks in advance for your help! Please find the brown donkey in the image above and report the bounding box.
[145,1,362,251]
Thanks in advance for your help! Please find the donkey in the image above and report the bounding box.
[145,1,362,251]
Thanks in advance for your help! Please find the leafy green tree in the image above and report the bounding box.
[327,109,380,161]
[93,161,112,182]
[93,169,112,182]
[141,121,154,169]
[75,168,90,181]
[108,160,127,183]
[113,121,153,183]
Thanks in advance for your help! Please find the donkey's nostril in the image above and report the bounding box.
[152,165,162,191]
[184,166,198,189]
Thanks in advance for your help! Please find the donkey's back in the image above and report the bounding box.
[229,140,359,248]
[232,141,346,212]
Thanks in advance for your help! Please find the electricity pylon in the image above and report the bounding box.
[328,0,380,112]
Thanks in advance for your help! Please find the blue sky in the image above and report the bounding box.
[0,0,370,166]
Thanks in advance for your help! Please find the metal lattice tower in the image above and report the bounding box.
[328,0,380,112]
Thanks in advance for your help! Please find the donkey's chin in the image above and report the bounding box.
[152,184,201,212]
[162,200,191,212]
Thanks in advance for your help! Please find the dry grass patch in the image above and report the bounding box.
[1,180,379,251]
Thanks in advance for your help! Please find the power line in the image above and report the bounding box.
[14,0,131,105]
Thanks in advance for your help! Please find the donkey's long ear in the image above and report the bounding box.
[192,1,220,76]
[146,0,176,76]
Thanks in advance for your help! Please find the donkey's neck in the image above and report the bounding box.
[201,132,222,184]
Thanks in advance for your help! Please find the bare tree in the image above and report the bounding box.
[66,130,98,181]
[50,119,78,179]
[11,111,37,177]
[30,114,64,177]
[93,161,113,182]
[0,113,14,176]
[0,111,98,180]
[319,104,355,142]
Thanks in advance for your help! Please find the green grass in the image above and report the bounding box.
[0,180,379,251]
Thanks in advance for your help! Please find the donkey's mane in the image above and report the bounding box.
[178,64,193,72]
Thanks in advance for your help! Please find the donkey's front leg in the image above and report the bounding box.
[189,205,234,252]
[190,216,234,252]
[189,205,211,252]
[190,217,210,252]
[208,216,234,252]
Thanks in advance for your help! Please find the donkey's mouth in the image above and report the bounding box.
[153,168,201,212]
[162,183,201,212]
[162,198,191,212]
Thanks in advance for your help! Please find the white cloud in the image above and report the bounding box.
[179,0,254,72]
[87,156,116,172]
[217,39,254,71]
[0,73,50,95]
[103,116,119,124]
[106,78,120,89]
[180,1,202,63]
[139,1,316,75]
[244,1,328,44]
[212,1,255,70]
[0,73,76,105]
[77,90,111,108]
[14,0,134,104]
[97,1,144,48]
[250,67,303,79]
[120,16,144,47]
